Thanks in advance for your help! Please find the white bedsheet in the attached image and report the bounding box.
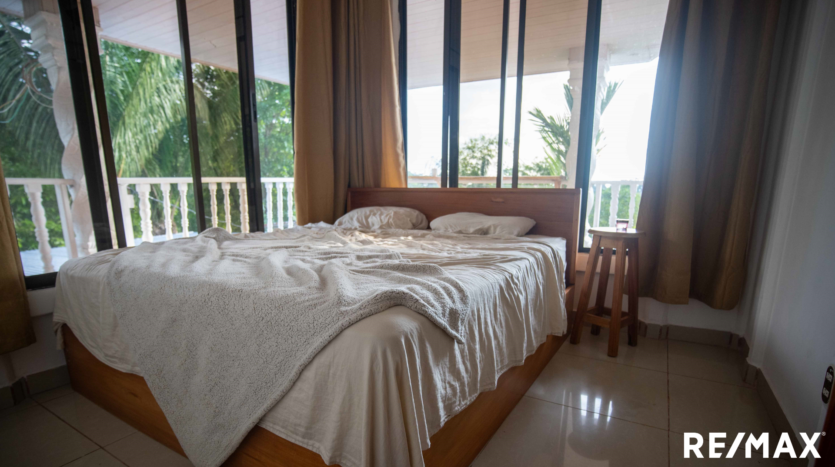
[54,227,566,467]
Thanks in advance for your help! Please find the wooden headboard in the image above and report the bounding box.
[347,188,581,285]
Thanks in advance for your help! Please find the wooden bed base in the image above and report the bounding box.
[63,306,570,467]
[63,188,581,466]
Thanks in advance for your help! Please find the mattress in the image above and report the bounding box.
[53,227,567,467]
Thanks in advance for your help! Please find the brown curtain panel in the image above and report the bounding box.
[294,0,407,225]
[0,156,35,354]
[637,0,784,309]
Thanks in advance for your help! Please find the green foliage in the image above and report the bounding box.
[459,135,498,177]
[525,108,570,177]
[524,80,623,178]
[1,13,65,251]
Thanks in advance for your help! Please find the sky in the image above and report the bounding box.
[406,59,659,184]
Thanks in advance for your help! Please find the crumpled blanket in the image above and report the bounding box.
[106,227,471,467]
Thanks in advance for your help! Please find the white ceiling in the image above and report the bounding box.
[6,0,667,89]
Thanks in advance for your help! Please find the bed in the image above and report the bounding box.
[55,188,580,467]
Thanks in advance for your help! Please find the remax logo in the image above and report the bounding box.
[683,432,824,459]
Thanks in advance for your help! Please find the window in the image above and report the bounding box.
[579,0,668,248]
[98,0,197,246]
[0,7,99,280]
[253,0,296,231]
[3,0,296,289]
[405,0,445,187]
[400,0,667,251]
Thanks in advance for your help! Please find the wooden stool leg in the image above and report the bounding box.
[570,236,601,345]
[607,240,627,357]
[627,240,640,347]
[591,246,613,336]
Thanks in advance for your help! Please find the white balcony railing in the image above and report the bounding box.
[6,178,77,275]
[588,180,643,229]
[116,177,296,247]
[9,175,640,275]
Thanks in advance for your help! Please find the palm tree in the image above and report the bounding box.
[0,13,63,178]
[526,81,622,177]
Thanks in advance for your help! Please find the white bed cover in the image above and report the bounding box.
[53,228,566,467]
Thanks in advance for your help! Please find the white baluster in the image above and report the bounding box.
[137,183,153,243]
[178,182,190,237]
[609,183,621,227]
[118,183,136,247]
[276,183,284,230]
[24,184,54,273]
[161,183,173,240]
[209,182,219,228]
[55,184,78,259]
[593,183,603,227]
[237,182,249,234]
[628,183,638,225]
[287,182,295,228]
[265,182,273,232]
[222,182,232,233]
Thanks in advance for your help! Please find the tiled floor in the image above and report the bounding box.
[1,327,785,467]
[473,327,789,467]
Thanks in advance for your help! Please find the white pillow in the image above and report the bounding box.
[430,212,536,236]
[335,206,428,230]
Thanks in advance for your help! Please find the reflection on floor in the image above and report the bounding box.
[1,327,787,467]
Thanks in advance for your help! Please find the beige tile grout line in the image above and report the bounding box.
[31,393,130,467]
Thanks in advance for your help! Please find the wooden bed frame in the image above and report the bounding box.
[63,188,581,467]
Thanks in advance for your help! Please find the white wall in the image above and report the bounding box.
[745,0,835,436]
[0,288,65,388]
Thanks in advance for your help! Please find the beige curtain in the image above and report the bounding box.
[294,0,406,225]
[0,156,35,354]
[637,0,784,310]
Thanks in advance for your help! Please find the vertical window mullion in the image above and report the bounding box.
[58,0,126,250]
[441,0,462,188]
[440,0,451,188]
[399,0,407,173]
[496,0,510,189]
[575,0,603,252]
[286,0,297,123]
[511,0,527,189]
[176,0,206,233]
[233,0,264,233]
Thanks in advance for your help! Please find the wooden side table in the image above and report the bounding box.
[569,227,644,357]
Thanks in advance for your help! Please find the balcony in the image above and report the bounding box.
[10,175,641,276]
[8,177,297,276]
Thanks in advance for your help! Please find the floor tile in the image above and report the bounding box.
[65,449,127,467]
[669,375,775,435]
[473,396,668,467]
[561,326,668,372]
[106,432,193,467]
[0,398,37,420]
[669,340,748,386]
[43,393,137,446]
[31,384,76,403]
[670,431,790,466]
[0,404,97,467]
[527,352,669,429]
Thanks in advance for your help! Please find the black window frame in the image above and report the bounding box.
[401,0,604,252]
[22,0,296,289]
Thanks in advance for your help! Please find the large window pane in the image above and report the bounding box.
[582,0,668,247]
[252,0,295,230]
[406,0,445,187]
[96,0,197,246]
[186,0,246,233]
[516,0,587,189]
[1,8,97,275]
[457,0,504,188]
